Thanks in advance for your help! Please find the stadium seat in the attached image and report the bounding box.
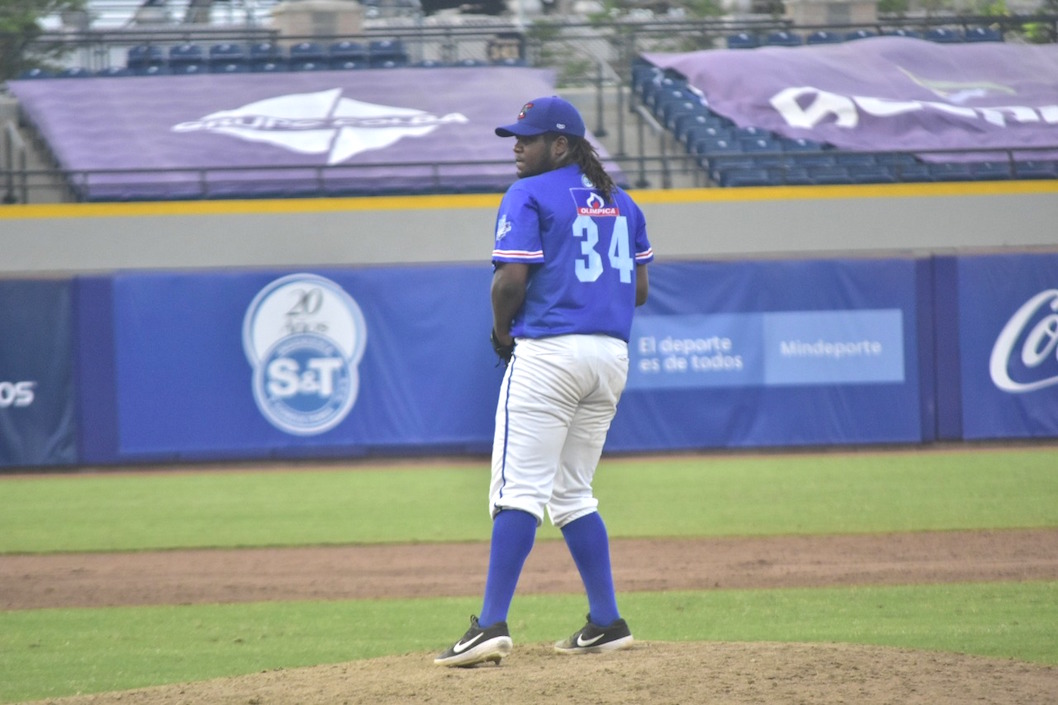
[891,162,933,182]
[290,41,327,69]
[926,27,964,43]
[718,168,775,187]
[249,42,284,70]
[808,166,853,184]
[726,32,759,49]
[1013,160,1058,179]
[57,67,93,78]
[492,57,527,66]
[845,29,877,41]
[126,44,165,71]
[454,58,487,67]
[740,137,783,154]
[787,152,837,168]
[169,43,205,71]
[884,28,922,39]
[18,68,54,78]
[806,30,843,45]
[847,164,898,184]
[209,43,247,72]
[369,39,408,67]
[414,58,446,68]
[329,40,368,69]
[779,137,825,152]
[970,161,1013,180]
[928,161,974,181]
[764,31,802,47]
[834,152,879,168]
[688,127,735,153]
[965,26,1003,42]
[96,66,132,77]
[133,64,171,77]
[678,115,728,147]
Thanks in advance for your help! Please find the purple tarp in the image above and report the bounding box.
[644,37,1058,159]
[8,68,618,200]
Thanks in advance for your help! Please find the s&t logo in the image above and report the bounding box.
[242,274,367,435]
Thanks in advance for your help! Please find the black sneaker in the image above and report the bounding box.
[554,615,634,654]
[434,615,513,667]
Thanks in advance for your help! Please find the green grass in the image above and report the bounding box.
[1,582,1055,703]
[1,446,1056,702]
[2,446,1056,553]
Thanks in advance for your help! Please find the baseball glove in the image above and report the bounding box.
[490,329,515,366]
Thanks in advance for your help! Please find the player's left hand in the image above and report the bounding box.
[490,329,514,366]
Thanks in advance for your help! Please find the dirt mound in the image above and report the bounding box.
[23,642,1058,705]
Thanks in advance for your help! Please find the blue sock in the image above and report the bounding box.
[561,512,620,626]
[478,509,537,628]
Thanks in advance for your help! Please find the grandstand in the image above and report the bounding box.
[3,9,1057,202]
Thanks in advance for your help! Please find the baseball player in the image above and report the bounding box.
[435,96,653,667]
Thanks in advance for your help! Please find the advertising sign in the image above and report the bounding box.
[957,252,1058,438]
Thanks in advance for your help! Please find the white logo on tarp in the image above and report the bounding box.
[173,90,468,164]
[770,86,1058,130]
[989,289,1058,393]
[0,381,35,408]
[243,274,367,435]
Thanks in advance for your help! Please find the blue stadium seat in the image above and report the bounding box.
[289,40,325,65]
[779,137,825,152]
[688,127,735,153]
[719,168,775,187]
[96,66,132,77]
[970,161,1013,180]
[787,152,837,168]
[677,115,729,147]
[329,40,368,68]
[726,32,759,49]
[369,39,408,67]
[414,58,446,68]
[492,57,527,67]
[291,61,327,72]
[127,44,165,71]
[18,68,54,78]
[891,162,933,182]
[171,63,207,75]
[926,27,964,43]
[884,28,922,39]
[1014,160,1058,179]
[928,161,974,181]
[169,43,205,71]
[808,165,853,184]
[764,31,802,47]
[845,29,877,41]
[965,26,1003,42]
[847,164,898,184]
[806,30,843,45]
[249,41,283,70]
[133,64,171,77]
[57,67,93,78]
[834,152,879,167]
[454,58,487,67]
[740,137,783,154]
[209,43,247,72]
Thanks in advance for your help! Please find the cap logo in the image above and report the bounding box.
[517,102,534,120]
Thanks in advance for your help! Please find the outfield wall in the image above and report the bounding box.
[1,182,1057,468]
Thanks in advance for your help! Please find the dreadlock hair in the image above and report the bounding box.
[544,133,616,202]
[567,135,616,202]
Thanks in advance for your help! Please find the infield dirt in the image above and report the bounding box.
[6,528,1058,704]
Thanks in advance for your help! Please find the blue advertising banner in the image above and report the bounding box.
[609,258,925,450]
[956,252,1058,439]
[108,266,500,460]
[0,280,77,468]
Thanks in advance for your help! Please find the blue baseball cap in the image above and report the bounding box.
[495,96,586,138]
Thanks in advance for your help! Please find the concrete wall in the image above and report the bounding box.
[2,181,1057,276]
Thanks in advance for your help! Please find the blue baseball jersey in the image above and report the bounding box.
[492,163,654,342]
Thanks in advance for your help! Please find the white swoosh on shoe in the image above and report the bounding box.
[453,633,485,654]
[576,633,605,647]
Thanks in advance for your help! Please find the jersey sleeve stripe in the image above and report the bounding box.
[493,249,545,260]
[635,248,654,262]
